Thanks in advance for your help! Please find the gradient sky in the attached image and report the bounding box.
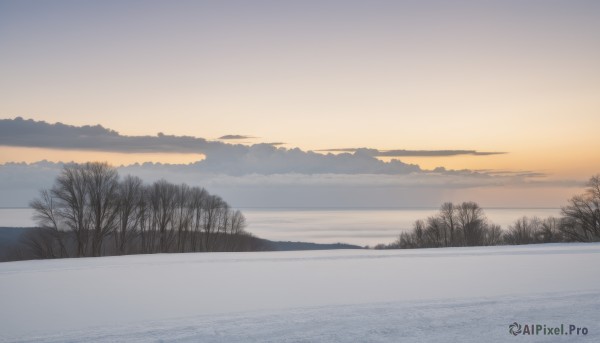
[1,0,599,178]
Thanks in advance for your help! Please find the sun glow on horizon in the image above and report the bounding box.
[0,1,599,183]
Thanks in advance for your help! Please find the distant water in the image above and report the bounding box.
[0,207,560,246]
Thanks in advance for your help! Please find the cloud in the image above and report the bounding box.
[218,135,256,140]
[474,170,549,178]
[0,117,221,153]
[315,148,506,157]
[0,161,584,208]
[0,118,416,175]
[0,117,507,177]
[378,149,506,157]
[0,118,584,209]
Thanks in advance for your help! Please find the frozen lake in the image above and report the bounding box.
[0,207,561,246]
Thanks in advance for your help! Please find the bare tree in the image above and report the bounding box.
[29,190,68,257]
[537,217,564,243]
[397,231,415,249]
[412,219,426,247]
[51,163,90,257]
[137,186,150,253]
[86,162,120,256]
[439,202,456,246]
[485,224,503,246]
[203,195,226,251]
[21,228,64,259]
[114,175,143,254]
[388,201,501,249]
[149,180,179,252]
[456,201,486,246]
[225,210,247,251]
[560,175,600,241]
[28,163,253,259]
[423,216,444,248]
[188,187,208,252]
[174,183,192,253]
[504,217,539,245]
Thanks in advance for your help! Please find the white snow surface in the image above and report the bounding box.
[1,243,599,342]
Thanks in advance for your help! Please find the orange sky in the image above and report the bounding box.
[0,1,599,180]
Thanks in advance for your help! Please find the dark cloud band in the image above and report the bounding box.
[316,148,506,157]
[218,135,256,140]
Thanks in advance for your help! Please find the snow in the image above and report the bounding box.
[1,243,599,342]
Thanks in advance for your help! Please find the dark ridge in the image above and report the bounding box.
[0,227,362,262]
[257,239,363,251]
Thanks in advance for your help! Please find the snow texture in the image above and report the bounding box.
[1,243,599,342]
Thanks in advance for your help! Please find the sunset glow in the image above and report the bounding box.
[1,0,599,206]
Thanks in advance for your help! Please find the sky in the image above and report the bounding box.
[0,0,599,208]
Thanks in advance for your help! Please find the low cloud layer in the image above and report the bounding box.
[0,161,583,208]
[0,118,504,176]
[3,117,569,208]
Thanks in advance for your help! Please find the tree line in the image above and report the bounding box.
[6,166,599,258]
[18,162,260,259]
[376,175,600,249]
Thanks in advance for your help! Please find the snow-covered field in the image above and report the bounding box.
[1,244,599,342]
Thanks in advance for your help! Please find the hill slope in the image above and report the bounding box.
[1,244,599,342]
